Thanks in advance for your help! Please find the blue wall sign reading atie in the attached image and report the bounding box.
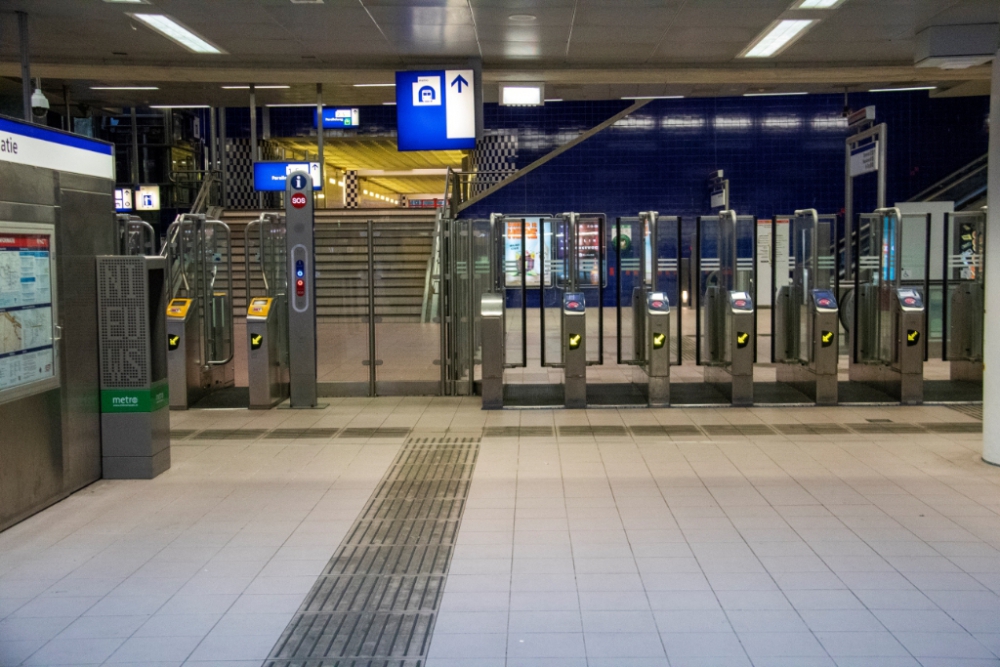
[395,69,476,151]
[316,107,360,129]
[253,162,322,191]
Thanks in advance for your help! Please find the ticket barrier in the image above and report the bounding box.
[698,211,756,406]
[776,290,839,404]
[562,292,587,408]
[643,292,671,406]
[247,298,289,409]
[163,214,235,409]
[773,210,840,404]
[851,208,925,404]
[943,210,986,383]
[244,213,290,409]
[704,291,755,406]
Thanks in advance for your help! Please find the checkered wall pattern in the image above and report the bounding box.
[224,139,279,210]
[470,131,518,194]
[344,170,359,208]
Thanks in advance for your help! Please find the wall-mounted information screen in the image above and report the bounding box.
[0,222,58,403]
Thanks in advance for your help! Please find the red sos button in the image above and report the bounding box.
[291,193,308,209]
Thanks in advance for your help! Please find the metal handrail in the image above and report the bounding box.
[909,154,987,203]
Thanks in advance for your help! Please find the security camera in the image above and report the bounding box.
[31,88,50,118]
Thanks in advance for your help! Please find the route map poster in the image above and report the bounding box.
[0,225,56,397]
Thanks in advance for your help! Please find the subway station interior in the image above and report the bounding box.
[2,1,1000,665]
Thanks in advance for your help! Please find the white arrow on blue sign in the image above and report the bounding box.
[396,69,476,151]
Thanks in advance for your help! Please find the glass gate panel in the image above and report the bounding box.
[943,210,985,363]
[541,216,570,367]
[316,221,370,385]
[696,216,722,366]
[578,214,605,366]
[615,216,647,365]
[373,220,442,392]
[654,216,683,366]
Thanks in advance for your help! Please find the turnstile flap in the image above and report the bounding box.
[246,297,274,322]
[896,288,924,312]
[811,289,838,312]
[646,292,670,313]
[563,292,586,314]
[728,291,753,312]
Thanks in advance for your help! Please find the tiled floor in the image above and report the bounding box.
[0,398,997,667]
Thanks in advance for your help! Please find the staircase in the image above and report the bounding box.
[908,153,987,211]
[222,208,439,322]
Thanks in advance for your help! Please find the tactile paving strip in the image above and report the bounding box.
[263,440,479,665]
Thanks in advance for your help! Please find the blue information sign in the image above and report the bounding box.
[316,107,360,129]
[253,162,322,191]
[395,69,476,151]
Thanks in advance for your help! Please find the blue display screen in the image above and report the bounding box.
[253,162,322,191]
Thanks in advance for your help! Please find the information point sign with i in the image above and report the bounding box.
[395,69,476,151]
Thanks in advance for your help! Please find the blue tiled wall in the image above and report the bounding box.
[465,92,989,222]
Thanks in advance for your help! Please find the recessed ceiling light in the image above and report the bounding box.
[621,95,685,100]
[868,86,937,92]
[91,86,160,90]
[221,85,291,89]
[383,102,397,106]
[129,14,223,53]
[104,0,150,3]
[741,19,815,58]
[354,83,395,88]
[264,103,315,107]
[743,91,809,97]
[150,105,209,109]
[508,14,537,22]
[795,0,847,8]
[544,98,563,102]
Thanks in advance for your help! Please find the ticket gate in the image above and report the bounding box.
[163,214,235,409]
[774,210,840,404]
[615,212,681,405]
[116,214,158,256]
[850,208,926,404]
[698,211,756,406]
[244,213,290,409]
[943,209,986,383]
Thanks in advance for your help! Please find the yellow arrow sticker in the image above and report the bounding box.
[251,334,263,350]
[822,331,834,347]
[736,332,749,348]
[653,333,665,349]
[907,329,920,346]
[568,334,582,350]
[168,334,180,350]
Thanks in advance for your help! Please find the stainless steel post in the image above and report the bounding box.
[480,294,504,409]
[895,289,925,405]
[644,292,670,406]
[286,171,318,407]
[316,84,324,208]
[562,292,586,408]
[130,107,140,185]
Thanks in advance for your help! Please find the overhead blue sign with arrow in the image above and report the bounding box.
[395,69,476,151]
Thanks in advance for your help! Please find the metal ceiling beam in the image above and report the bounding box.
[0,62,989,86]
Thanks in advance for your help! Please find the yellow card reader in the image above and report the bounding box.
[247,297,273,319]
[166,298,193,319]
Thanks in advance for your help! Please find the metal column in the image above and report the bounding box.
[286,171,318,407]
[18,12,31,122]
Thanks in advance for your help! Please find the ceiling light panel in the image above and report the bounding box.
[500,84,544,106]
[129,14,224,54]
[795,0,846,8]
[741,19,815,58]
[868,86,936,92]
[91,86,159,90]
[743,92,808,97]
[221,85,291,89]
